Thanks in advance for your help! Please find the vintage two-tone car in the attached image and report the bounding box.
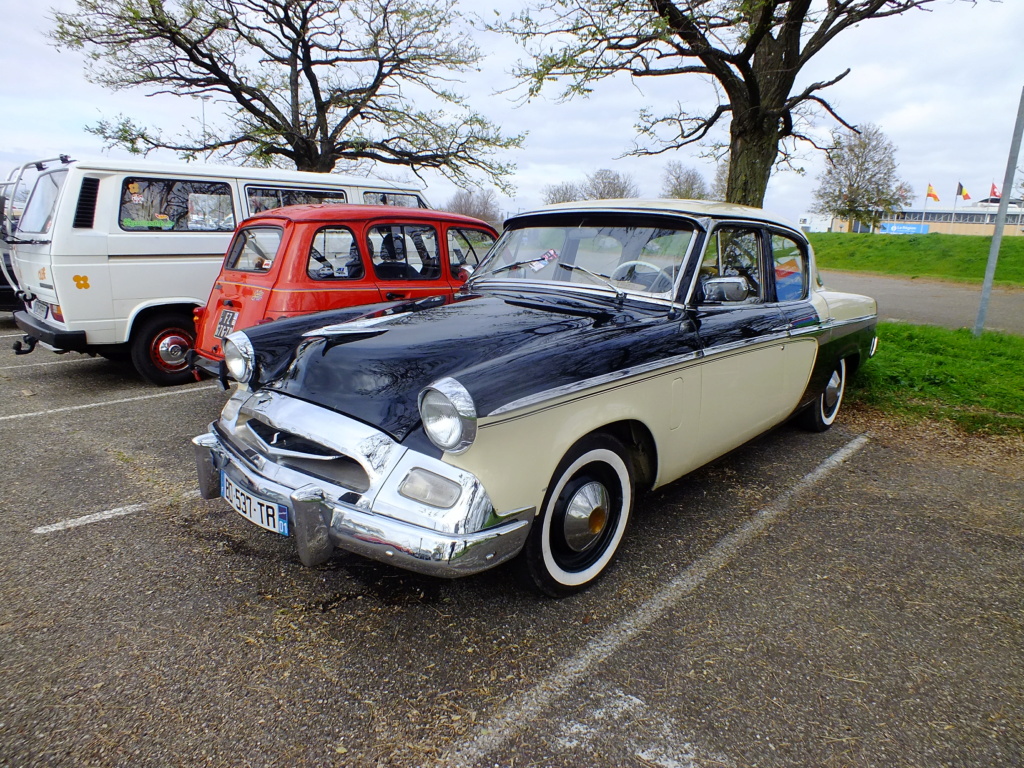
[193,200,877,596]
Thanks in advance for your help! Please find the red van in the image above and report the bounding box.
[191,204,498,376]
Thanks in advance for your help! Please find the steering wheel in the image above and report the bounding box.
[611,260,674,293]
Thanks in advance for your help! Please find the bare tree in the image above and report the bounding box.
[543,181,584,204]
[710,159,729,201]
[495,0,980,206]
[52,0,522,189]
[581,169,640,199]
[661,161,708,199]
[442,188,503,225]
[812,124,913,232]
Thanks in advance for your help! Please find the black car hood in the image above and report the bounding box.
[261,293,680,441]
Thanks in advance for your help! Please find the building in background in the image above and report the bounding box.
[827,197,1024,236]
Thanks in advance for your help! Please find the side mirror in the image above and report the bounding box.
[702,276,751,303]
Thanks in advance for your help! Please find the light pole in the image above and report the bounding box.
[195,94,212,159]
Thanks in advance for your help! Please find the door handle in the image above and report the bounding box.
[385,292,407,301]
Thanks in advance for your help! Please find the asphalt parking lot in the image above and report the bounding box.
[1,314,1021,768]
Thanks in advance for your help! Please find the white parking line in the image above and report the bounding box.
[0,383,221,422]
[445,434,870,768]
[0,333,25,339]
[0,357,95,370]
[32,490,202,534]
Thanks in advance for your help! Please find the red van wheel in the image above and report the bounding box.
[131,312,197,386]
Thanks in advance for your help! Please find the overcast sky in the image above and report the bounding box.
[1,0,1021,225]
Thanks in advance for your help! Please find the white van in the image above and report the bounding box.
[3,156,428,384]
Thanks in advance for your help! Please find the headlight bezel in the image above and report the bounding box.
[418,377,477,454]
[222,331,256,384]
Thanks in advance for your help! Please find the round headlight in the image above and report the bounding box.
[418,378,477,453]
[222,332,255,383]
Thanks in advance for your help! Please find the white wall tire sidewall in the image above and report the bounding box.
[820,358,846,427]
[540,447,632,588]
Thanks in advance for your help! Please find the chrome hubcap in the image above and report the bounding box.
[824,369,842,410]
[156,333,190,368]
[563,481,610,552]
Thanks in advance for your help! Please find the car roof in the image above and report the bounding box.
[243,204,497,229]
[508,198,800,231]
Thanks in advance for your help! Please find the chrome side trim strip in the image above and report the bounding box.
[487,330,796,419]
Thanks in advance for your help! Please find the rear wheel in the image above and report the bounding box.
[799,358,846,432]
[519,434,634,597]
[131,311,196,386]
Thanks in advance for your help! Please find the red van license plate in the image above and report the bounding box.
[214,309,239,339]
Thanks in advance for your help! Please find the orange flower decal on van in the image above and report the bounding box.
[73,275,91,289]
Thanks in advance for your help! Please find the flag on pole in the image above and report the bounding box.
[956,183,970,200]
[926,184,940,202]
[990,183,1001,199]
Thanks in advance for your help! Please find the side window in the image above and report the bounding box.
[368,224,441,281]
[119,177,234,232]
[224,227,284,272]
[447,227,496,279]
[771,233,808,301]
[362,191,427,208]
[246,186,347,214]
[307,227,364,280]
[695,227,763,304]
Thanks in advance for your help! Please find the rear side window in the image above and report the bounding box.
[368,224,440,280]
[771,233,808,301]
[224,226,284,272]
[448,227,496,278]
[308,227,364,280]
[18,170,68,234]
[362,191,427,208]
[119,177,234,232]
[247,186,347,214]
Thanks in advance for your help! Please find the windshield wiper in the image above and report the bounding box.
[475,257,551,278]
[558,263,626,303]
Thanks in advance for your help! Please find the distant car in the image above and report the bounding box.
[190,204,498,377]
[193,199,877,596]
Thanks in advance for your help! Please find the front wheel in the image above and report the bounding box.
[131,311,197,386]
[799,358,846,432]
[519,434,634,597]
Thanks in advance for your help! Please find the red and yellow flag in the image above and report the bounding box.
[956,183,970,200]
[926,184,940,202]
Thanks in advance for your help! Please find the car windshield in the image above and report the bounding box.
[471,216,696,300]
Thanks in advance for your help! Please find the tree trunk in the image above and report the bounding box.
[726,118,781,208]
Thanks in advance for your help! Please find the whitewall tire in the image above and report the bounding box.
[519,434,634,597]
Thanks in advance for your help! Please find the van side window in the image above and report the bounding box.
[308,227,364,280]
[119,177,235,232]
[362,191,427,208]
[448,228,496,279]
[246,186,347,214]
[368,224,440,280]
[224,226,284,272]
[770,233,808,302]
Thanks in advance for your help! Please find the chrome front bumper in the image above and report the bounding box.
[192,389,531,578]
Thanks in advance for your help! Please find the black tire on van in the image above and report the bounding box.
[131,311,197,386]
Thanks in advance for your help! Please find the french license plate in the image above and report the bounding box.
[222,473,290,536]
[29,300,48,320]
[214,308,239,339]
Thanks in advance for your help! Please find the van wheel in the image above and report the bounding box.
[518,434,634,597]
[131,312,196,386]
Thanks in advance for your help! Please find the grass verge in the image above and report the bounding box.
[809,232,1024,287]
[846,322,1024,435]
